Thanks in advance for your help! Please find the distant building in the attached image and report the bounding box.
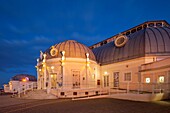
[4,74,37,93]
[34,20,169,98]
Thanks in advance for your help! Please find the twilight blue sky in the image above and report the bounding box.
[0,0,170,88]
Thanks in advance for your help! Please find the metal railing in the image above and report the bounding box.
[109,82,170,94]
[18,82,37,97]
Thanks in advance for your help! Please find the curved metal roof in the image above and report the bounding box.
[44,40,96,61]
[92,26,170,65]
[11,74,37,81]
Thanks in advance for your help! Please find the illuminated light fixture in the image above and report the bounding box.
[51,75,53,78]
[43,59,45,63]
[62,57,65,61]
[25,77,29,81]
[86,53,89,58]
[51,66,54,70]
[43,53,47,58]
[22,77,29,82]
[39,69,42,72]
[146,78,150,83]
[62,62,65,65]
[37,58,39,62]
[22,79,26,82]
[159,76,164,83]
[86,53,90,66]
[104,71,108,75]
[61,51,65,61]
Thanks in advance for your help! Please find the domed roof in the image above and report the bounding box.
[92,24,170,65]
[44,40,96,61]
[11,74,37,81]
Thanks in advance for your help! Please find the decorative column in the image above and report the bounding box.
[36,58,40,89]
[166,71,169,92]
[43,54,47,89]
[86,53,90,88]
[152,73,155,94]
[61,51,65,88]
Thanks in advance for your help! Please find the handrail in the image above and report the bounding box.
[18,82,37,97]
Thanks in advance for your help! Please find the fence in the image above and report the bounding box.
[17,82,170,99]
[109,82,170,94]
[18,82,37,97]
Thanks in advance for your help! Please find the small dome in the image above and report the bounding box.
[44,40,96,61]
[11,74,37,81]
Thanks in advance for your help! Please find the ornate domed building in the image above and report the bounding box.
[36,40,100,97]
[4,74,37,93]
[36,20,170,99]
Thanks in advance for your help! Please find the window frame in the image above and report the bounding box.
[124,72,132,82]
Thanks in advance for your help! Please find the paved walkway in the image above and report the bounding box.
[0,95,170,113]
[0,95,38,107]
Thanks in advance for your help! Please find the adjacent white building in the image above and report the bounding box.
[4,74,37,93]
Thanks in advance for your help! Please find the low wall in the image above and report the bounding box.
[50,88,109,98]
[109,93,170,101]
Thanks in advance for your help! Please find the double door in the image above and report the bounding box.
[72,71,80,88]
[113,72,119,87]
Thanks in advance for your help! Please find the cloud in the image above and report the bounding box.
[0,35,54,71]
[71,32,103,46]
[32,45,48,51]
[34,36,52,42]
[8,24,27,34]
[2,35,53,46]
[3,39,28,45]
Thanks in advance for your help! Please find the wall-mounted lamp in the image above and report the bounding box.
[51,66,54,70]
[104,71,108,75]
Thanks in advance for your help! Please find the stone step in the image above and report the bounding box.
[22,90,58,99]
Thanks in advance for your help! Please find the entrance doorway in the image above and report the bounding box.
[104,76,109,87]
[113,72,119,87]
[51,73,57,89]
[72,71,80,88]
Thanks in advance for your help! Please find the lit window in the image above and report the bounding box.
[159,76,164,83]
[124,73,131,81]
[146,78,150,83]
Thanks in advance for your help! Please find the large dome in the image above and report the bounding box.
[44,40,96,61]
[92,21,170,65]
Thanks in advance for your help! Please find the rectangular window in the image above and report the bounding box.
[146,77,150,83]
[159,76,164,83]
[124,73,131,81]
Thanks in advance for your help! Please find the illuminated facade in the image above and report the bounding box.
[37,20,170,98]
[4,74,37,93]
